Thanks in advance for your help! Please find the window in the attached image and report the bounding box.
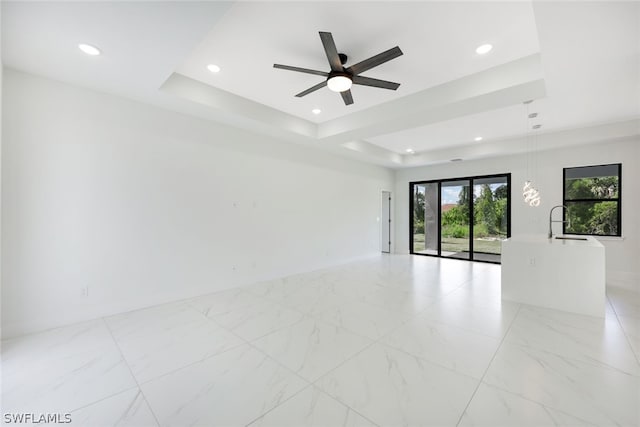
[410,173,511,264]
[563,164,621,236]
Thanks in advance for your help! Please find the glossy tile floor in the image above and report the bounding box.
[2,255,639,426]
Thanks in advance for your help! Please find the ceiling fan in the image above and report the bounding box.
[273,31,403,106]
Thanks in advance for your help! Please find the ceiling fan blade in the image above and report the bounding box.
[341,89,354,105]
[346,46,403,75]
[319,32,343,72]
[295,81,327,97]
[352,75,400,90]
[274,64,329,77]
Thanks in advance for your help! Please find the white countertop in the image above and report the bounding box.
[505,234,603,248]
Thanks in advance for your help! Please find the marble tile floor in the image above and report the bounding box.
[2,255,639,427]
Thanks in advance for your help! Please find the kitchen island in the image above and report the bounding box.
[501,235,605,317]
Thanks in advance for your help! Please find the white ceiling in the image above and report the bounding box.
[176,1,540,123]
[2,1,639,168]
[370,0,640,155]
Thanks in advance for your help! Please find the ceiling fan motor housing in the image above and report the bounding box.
[328,70,352,79]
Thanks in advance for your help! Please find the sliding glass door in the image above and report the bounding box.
[472,176,509,262]
[410,174,510,264]
[412,183,438,255]
[441,180,471,260]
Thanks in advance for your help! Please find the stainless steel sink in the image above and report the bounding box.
[555,236,588,241]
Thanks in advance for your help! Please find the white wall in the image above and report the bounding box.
[395,139,640,290]
[1,69,393,338]
[0,5,4,341]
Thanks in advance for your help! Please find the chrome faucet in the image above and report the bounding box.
[549,205,570,238]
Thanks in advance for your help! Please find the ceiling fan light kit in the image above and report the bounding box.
[327,74,352,92]
[274,31,403,105]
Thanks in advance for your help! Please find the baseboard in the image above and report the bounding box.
[1,288,203,340]
[1,252,382,340]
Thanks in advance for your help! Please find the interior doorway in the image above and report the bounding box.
[381,191,391,253]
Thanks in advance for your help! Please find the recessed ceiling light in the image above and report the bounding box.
[207,64,221,73]
[475,44,493,55]
[474,136,483,142]
[406,148,415,154]
[78,43,101,56]
[312,108,322,115]
[532,124,542,129]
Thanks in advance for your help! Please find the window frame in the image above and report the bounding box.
[562,163,622,237]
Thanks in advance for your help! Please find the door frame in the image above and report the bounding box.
[381,190,392,253]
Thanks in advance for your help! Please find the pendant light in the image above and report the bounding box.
[522,100,541,207]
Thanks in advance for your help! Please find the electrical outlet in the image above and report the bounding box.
[80,286,89,297]
[529,257,536,266]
